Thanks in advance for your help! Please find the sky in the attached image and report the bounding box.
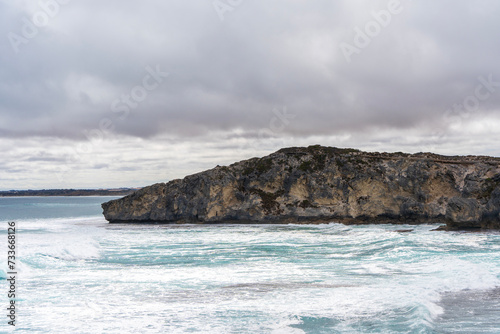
[1,0,500,190]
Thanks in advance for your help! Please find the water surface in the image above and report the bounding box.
[0,197,499,333]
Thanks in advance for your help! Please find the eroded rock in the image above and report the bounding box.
[102,146,500,229]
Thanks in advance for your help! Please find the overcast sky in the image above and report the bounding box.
[1,0,500,190]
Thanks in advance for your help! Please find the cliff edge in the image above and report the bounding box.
[102,146,500,229]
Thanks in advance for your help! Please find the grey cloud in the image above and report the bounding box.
[2,1,500,141]
[25,155,67,163]
[1,1,500,190]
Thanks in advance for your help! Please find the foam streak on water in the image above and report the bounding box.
[0,197,499,333]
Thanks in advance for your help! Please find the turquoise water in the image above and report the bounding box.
[0,196,116,220]
[1,197,500,333]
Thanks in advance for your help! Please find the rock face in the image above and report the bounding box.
[102,146,500,229]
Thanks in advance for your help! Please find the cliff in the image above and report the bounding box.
[102,146,500,229]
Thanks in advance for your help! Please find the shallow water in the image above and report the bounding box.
[1,197,499,333]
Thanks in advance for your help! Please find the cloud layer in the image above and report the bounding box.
[1,0,500,189]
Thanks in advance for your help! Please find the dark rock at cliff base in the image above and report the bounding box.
[102,145,500,230]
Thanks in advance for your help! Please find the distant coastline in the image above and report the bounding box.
[0,188,140,197]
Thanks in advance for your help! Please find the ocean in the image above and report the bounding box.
[1,196,499,333]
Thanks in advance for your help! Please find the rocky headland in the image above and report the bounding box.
[102,146,500,230]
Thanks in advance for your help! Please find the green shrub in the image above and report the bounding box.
[299,199,317,209]
[243,158,273,176]
[250,188,284,214]
[299,161,313,172]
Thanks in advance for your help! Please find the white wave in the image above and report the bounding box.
[17,216,107,232]
[10,221,500,333]
[40,238,101,261]
[17,218,105,272]
[287,222,350,230]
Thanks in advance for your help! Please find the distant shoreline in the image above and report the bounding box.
[0,188,140,197]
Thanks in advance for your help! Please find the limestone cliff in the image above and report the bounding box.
[102,146,500,229]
